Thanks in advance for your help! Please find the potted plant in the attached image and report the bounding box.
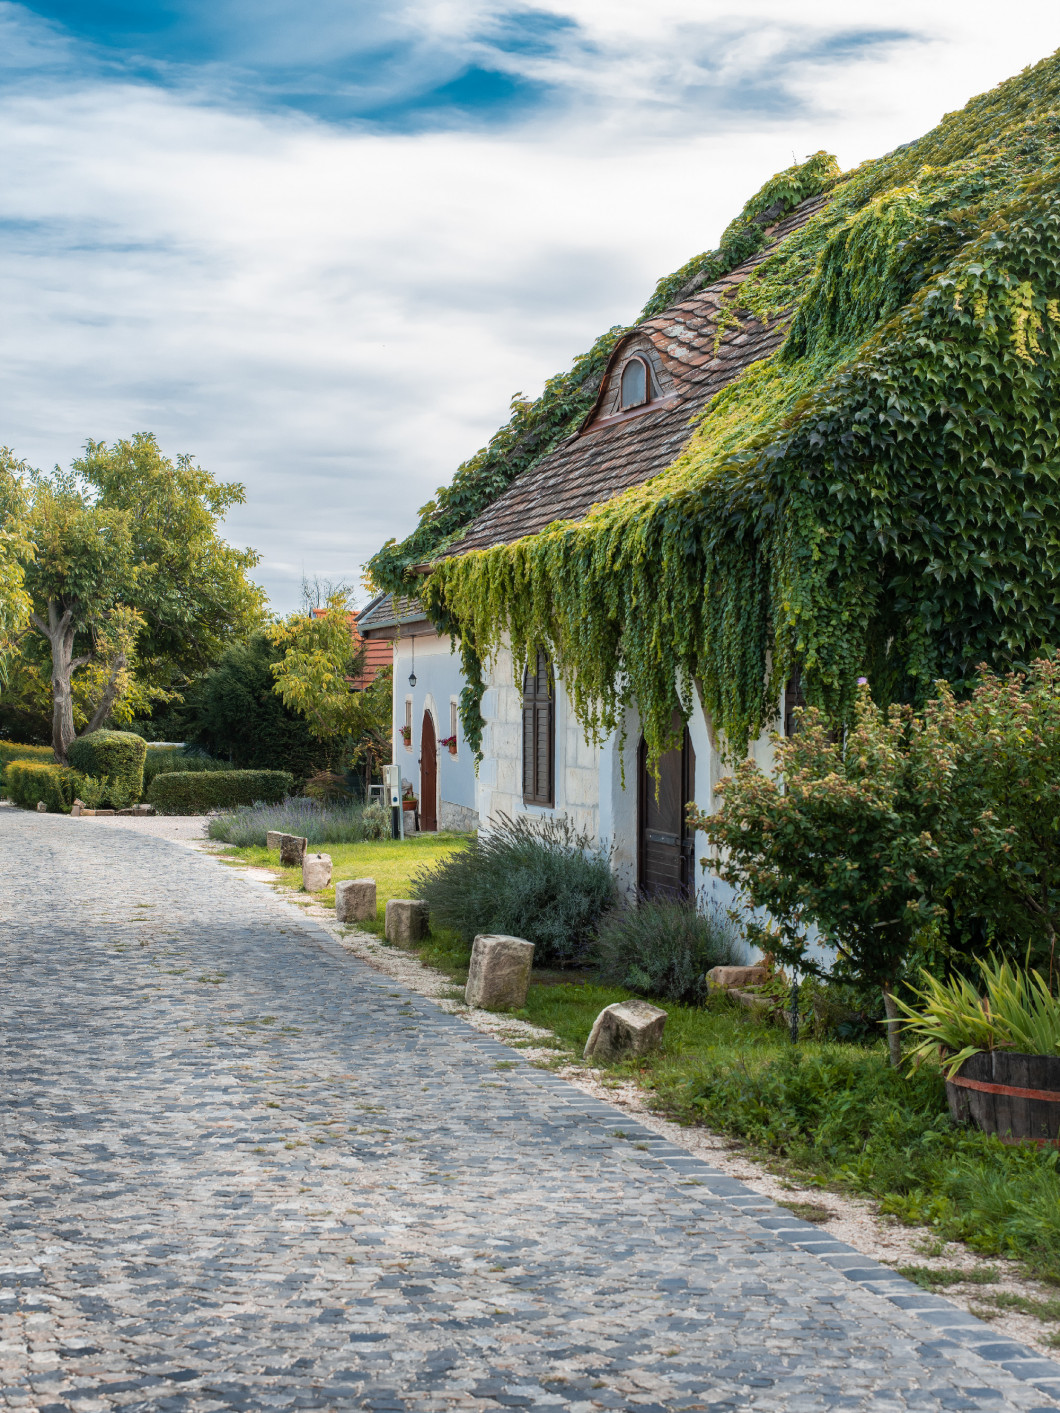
[439,734,458,756]
[896,957,1060,1144]
[400,725,412,748]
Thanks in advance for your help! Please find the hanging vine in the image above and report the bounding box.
[400,52,1060,765]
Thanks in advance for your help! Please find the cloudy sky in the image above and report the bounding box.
[2,0,1059,611]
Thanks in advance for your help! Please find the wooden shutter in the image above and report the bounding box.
[522,649,554,806]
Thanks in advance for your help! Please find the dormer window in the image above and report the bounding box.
[620,356,649,409]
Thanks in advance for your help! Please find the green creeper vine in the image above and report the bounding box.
[416,49,1060,765]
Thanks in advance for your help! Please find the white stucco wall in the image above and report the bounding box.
[475,642,601,840]
[392,633,477,830]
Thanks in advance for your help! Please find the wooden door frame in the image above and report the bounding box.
[637,726,695,896]
[420,709,438,832]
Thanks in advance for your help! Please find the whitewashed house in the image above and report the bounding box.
[358,594,478,833]
[393,198,819,894]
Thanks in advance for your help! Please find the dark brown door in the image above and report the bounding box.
[420,712,437,832]
[638,715,695,897]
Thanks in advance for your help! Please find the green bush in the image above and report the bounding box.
[67,731,147,807]
[179,631,332,780]
[412,813,617,967]
[594,896,746,1003]
[208,797,367,846]
[142,746,229,789]
[148,769,293,815]
[5,761,80,812]
[0,742,54,791]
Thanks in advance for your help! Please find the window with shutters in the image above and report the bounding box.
[522,649,554,807]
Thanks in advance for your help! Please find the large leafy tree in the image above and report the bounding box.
[10,434,265,760]
[0,452,32,684]
[269,595,392,780]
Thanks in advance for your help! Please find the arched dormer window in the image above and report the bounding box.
[620,356,649,410]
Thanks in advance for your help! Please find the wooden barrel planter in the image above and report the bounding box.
[945,1050,1060,1145]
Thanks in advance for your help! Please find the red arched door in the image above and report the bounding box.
[420,712,438,832]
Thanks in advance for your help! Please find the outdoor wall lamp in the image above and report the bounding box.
[408,635,417,688]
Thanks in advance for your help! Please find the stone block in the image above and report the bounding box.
[71,801,82,817]
[279,834,307,866]
[707,965,769,989]
[583,999,667,1062]
[302,852,332,891]
[385,898,428,946]
[336,878,376,924]
[36,800,47,812]
[464,934,534,1011]
[266,830,283,851]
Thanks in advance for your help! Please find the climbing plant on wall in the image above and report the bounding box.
[411,50,1060,763]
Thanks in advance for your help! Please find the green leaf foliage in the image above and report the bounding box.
[178,631,334,781]
[147,769,293,815]
[413,52,1060,764]
[67,730,146,808]
[5,760,80,812]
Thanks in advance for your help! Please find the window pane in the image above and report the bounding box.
[620,358,647,408]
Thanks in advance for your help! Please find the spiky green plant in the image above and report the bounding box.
[895,957,1060,1076]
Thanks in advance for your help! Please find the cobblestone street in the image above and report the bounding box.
[2,811,1059,1413]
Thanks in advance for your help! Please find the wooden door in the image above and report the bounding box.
[420,712,438,832]
[638,715,695,897]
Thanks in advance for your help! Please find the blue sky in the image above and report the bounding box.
[2,0,1059,610]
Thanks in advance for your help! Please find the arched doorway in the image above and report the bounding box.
[420,711,438,832]
[638,714,695,897]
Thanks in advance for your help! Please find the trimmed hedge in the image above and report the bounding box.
[143,747,231,789]
[5,761,79,812]
[0,742,54,791]
[67,731,147,807]
[147,770,293,815]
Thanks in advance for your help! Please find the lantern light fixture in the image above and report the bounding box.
[408,636,417,689]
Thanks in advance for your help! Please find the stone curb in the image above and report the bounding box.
[232,862,1060,1410]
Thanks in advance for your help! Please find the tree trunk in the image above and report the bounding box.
[881,981,902,1069]
[31,604,78,763]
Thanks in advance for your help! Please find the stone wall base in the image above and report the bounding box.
[439,799,478,833]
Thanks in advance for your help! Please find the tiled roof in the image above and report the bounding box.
[449,194,828,557]
[357,593,429,634]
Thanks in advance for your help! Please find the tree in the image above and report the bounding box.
[180,632,333,779]
[692,684,1007,1067]
[268,595,392,781]
[0,452,33,687]
[10,435,265,760]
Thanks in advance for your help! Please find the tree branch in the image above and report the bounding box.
[82,653,126,735]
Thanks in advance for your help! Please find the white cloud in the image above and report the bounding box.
[1,0,1059,609]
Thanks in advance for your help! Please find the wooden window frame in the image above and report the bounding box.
[522,649,555,807]
[620,355,650,410]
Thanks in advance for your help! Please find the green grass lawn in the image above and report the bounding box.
[221,831,469,936]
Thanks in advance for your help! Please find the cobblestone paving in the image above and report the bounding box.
[2,811,1059,1413]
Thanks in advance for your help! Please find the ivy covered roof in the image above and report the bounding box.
[378,50,1060,763]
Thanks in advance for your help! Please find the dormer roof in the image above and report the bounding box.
[450,192,828,558]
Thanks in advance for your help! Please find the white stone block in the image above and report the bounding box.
[464,934,535,1011]
[583,999,667,1063]
[302,853,332,891]
[385,898,428,946]
[336,878,376,923]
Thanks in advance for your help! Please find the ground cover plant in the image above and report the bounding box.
[411,813,616,966]
[593,894,746,1002]
[209,796,377,847]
